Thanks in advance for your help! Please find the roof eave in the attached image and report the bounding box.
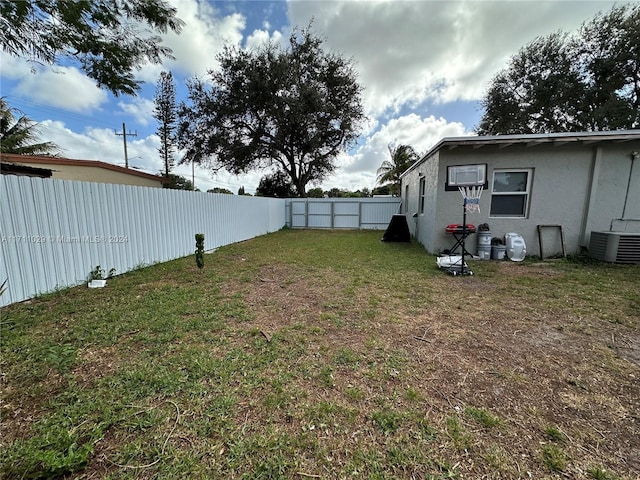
[401,130,640,178]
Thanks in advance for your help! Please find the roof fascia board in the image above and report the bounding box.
[401,130,640,178]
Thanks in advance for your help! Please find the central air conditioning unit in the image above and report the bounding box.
[588,231,640,264]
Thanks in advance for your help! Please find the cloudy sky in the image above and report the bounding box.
[1,0,628,194]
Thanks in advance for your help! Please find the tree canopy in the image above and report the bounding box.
[307,187,325,198]
[376,144,420,196]
[0,0,184,96]
[178,25,366,197]
[208,187,233,195]
[477,4,640,134]
[162,173,194,191]
[255,170,296,198]
[0,98,60,155]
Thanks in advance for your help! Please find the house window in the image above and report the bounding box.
[404,185,409,213]
[490,169,532,217]
[418,176,426,214]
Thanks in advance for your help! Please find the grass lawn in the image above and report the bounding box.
[1,229,639,479]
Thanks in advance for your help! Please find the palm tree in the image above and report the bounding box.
[0,98,60,155]
[376,143,419,196]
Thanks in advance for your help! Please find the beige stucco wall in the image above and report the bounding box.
[11,161,163,188]
[402,140,640,257]
[403,152,440,252]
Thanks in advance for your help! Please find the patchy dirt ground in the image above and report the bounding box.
[221,260,640,478]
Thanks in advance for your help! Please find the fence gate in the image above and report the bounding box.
[285,198,401,230]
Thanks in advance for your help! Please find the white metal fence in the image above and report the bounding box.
[286,197,401,229]
[1,177,401,306]
[1,176,286,306]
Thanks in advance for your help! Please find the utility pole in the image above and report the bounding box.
[115,123,137,168]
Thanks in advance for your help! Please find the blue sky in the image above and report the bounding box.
[0,0,627,193]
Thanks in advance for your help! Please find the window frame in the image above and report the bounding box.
[403,184,409,213]
[418,176,426,214]
[489,168,533,218]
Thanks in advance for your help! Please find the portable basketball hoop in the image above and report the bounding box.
[459,186,483,214]
[442,185,484,276]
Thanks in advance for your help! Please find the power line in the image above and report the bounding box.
[4,94,116,130]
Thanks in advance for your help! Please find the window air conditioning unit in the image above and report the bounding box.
[588,231,640,264]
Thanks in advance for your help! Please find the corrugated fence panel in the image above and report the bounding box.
[308,201,332,228]
[291,200,307,228]
[361,200,402,229]
[285,198,400,230]
[1,176,285,306]
[333,201,360,229]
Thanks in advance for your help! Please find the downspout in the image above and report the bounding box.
[620,151,638,219]
[579,146,602,248]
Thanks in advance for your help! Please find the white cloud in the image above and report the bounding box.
[118,98,156,126]
[136,0,247,82]
[287,0,626,116]
[318,114,468,192]
[1,53,108,113]
[245,29,284,50]
[41,121,132,165]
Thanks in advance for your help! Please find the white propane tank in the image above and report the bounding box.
[505,233,526,261]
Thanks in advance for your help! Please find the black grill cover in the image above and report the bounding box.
[381,214,410,242]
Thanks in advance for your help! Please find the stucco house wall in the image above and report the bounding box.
[401,131,640,257]
[0,154,165,188]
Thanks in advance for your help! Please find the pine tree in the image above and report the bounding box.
[153,71,177,178]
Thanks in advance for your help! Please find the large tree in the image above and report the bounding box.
[153,71,177,178]
[0,98,60,155]
[477,4,640,134]
[178,25,366,197]
[162,173,194,191]
[376,144,419,196]
[0,0,184,96]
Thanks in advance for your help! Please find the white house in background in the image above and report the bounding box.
[400,130,640,260]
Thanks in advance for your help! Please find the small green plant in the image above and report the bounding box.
[45,344,77,375]
[446,416,471,450]
[588,466,620,480]
[371,408,402,434]
[405,387,420,401]
[1,423,97,478]
[465,406,502,428]
[542,444,567,472]
[88,265,115,281]
[317,365,334,387]
[544,425,566,443]
[334,347,360,366]
[195,233,205,270]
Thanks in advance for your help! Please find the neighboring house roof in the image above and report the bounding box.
[402,130,640,177]
[0,154,167,183]
[1,162,53,178]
